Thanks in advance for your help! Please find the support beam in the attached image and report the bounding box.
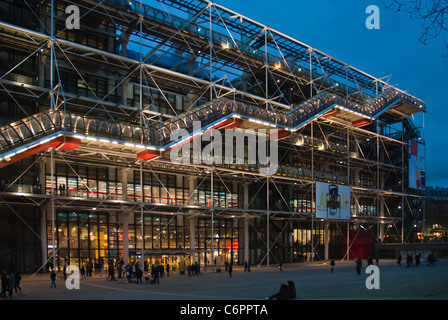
[121,210,131,264]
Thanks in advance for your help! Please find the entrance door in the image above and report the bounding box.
[144,253,190,274]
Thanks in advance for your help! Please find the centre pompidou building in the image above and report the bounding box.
[0,0,426,273]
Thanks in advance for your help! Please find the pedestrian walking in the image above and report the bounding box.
[397,254,402,266]
[228,264,233,278]
[355,257,362,275]
[50,269,57,288]
[7,272,15,297]
[415,253,421,267]
[63,265,67,281]
[87,262,93,277]
[330,258,335,273]
[108,262,116,281]
[136,267,142,284]
[152,265,160,284]
[1,272,8,297]
[117,262,122,279]
[14,272,22,295]
[132,264,136,279]
[406,254,415,268]
[126,265,132,283]
[187,265,191,277]
[427,253,436,267]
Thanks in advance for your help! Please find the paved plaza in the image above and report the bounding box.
[3,258,448,301]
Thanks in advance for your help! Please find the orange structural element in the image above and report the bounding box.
[0,136,81,168]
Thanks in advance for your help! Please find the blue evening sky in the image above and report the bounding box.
[215,0,448,188]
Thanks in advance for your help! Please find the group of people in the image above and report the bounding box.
[51,259,173,286]
[397,252,437,267]
[58,184,67,196]
[354,256,380,275]
[187,262,201,276]
[111,260,173,285]
[269,280,296,300]
[148,264,170,284]
[1,271,22,297]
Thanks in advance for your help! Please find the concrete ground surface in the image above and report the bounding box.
[2,258,447,301]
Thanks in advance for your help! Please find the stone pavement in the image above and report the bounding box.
[3,258,448,300]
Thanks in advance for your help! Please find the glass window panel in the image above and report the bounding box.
[67,177,77,197]
[160,187,168,204]
[144,226,152,249]
[109,181,117,200]
[78,177,88,198]
[116,182,122,199]
[118,227,123,251]
[177,228,184,249]
[57,176,67,196]
[110,123,121,139]
[99,225,107,249]
[198,190,205,206]
[72,115,85,133]
[88,179,97,198]
[109,226,118,249]
[48,111,61,129]
[122,125,133,141]
[57,221,68,249]
[35,113,53,131]
[151,185,159,203]
[169,227,176,248]
[133,127,143,143]
[3,127,21,145]
[70,250,79,266]
[79,223,89,249]
[175,189,183,205]
[46,175,55,195]
[97,120,109,138]
[161,228,168,249]
[23,117,43,135]
[127,183,134,200]
[14,123,33,140]
[0,133,9,149]
[90,223,98,250]
[135,184,142,201]
[60,113,72,131]
[168,187,176,204]
[68,214,78,248]
[144,185,151,202]
[98,181,107,199]
[85,119,98,136]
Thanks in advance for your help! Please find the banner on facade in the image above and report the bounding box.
[315,181,351,220]
[409,140,425,190]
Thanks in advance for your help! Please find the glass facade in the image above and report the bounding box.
[47,211,122,270]
[44,162,242,207]
[47,211,244,271]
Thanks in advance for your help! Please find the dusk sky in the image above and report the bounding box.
[216,0,448,188]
